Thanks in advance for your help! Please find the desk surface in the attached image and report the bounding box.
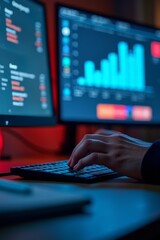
[0,156,160,240]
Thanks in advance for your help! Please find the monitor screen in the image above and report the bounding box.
[0,0,55,126]
[57,4,160,125]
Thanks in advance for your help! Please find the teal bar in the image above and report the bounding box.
[108,53,118,89]
[84,61,95,87]
[100,59,110,88]
[134,44,145,91]
[94,70,102,87]
[118,42,128,90]
[128,53,135,90]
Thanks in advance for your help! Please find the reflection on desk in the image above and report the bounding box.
[0,177,160,240]
[0,156,160,240]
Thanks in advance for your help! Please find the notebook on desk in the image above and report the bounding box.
[0,179,90,225]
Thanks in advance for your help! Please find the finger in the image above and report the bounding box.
[68,133,93,165]
[68,133,114,167]
[68,141,82,165]
[69,138,109,168]
[73,152,111,171]
[69,138,106,167]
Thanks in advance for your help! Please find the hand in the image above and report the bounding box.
[68,129,152,179]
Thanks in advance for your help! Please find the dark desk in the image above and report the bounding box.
[1,156,160,240]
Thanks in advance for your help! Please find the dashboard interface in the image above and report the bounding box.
[57,5,160,125]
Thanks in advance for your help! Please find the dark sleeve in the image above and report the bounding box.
[141,140,160,184]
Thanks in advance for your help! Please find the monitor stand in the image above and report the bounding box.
[60,124,77,156]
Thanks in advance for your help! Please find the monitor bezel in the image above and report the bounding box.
[0,0,56,127]
[55,3,160,127]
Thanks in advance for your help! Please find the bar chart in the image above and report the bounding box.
[77,41,145,91]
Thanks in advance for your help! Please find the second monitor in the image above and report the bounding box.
[0,0,55,127]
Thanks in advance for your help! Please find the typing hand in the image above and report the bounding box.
[68,129,151,180]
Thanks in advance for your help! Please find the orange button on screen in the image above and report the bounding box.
[97,104,128,120]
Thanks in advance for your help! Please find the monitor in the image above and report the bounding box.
[56,4,160,126]
[0,0,55,126]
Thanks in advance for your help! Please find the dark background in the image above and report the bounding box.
[2,0,160,158]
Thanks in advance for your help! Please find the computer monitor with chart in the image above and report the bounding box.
[0,0,55,126]
[57,4,160,126]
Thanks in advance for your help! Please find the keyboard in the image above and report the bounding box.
[11,160,119,183]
